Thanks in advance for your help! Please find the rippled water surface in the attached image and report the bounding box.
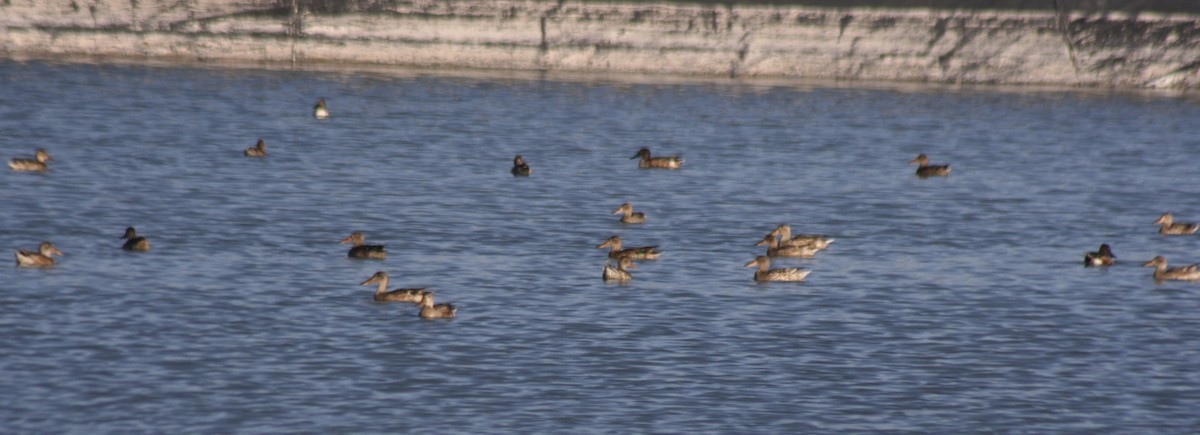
[3,60,1200,433]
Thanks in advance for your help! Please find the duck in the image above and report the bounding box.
[756,234,820,258]
[631,148,683,169]
[417,291,457,319]
[612,203,646,224]
[1083,244,1115,266]
[596,235,661,260]
[14,242,63,268]
[511,155,532,176]
[121,227,151,252]
[1153,213,1199,235]
[244,139,267,157]
[339,232,387,259]
[1142,256,1200,281]
[313,98,329,119]
[768,224,834,250]
[745,255,811,282]
[360,271,426,303]
[602,257,636,282]
[9,149,52,172]
[909,154,951,177]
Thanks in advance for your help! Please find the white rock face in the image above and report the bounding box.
[0,1,1197,88]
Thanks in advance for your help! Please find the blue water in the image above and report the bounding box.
[2,60,1200,433]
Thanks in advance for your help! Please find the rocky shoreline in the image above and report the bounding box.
[1,1,1197,89]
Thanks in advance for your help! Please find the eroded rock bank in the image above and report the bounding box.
[1,1,1198,89]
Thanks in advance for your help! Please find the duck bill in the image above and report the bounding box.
[597,240,612,249]
[755,239,770,247]
[50,247,64,257]
[1153,216,1168,224]
[744,260,759,268]
[338,235,354,244]
[1141,259,1157,267]
[611,207,624,215]
[360,276,380,285]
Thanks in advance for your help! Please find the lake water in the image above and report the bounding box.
[2,59,1200,433]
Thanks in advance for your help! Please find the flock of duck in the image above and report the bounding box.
[10,98,1200,319]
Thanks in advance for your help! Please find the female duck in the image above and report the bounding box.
[121,227,151,252]
[756,234,820,258]
[1153,213,1198,235]
[1142,256,1200,281]
[602,257,636,282]
[9,149,52,172]
[15,242,64,268]
[631,148,683,169]
[745,255,810,282]
[339,232,387,259]
[313,98,329,119]
[768,224,833,250]
[360,271,426,303]
[511,155,532,176]
[612,203,645,224]
[244,139,267,157]
[417,291,457,319]
[596,235,661,260]
[909,154,951,177]
[1083,244,1115,266]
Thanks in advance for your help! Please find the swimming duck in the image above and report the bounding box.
[596,235,661,260]
[244,139,267,157]
[313,98,329,119]
[756,234,820,258]
[339,232,387,259]
[602,257,636,282]
[612,203,646,224]
[1142,256,1200,281]
[121,227,151,252]
[745,255,810,282]
[360,271,426,303]
[9,149,52,172]
[768,224,834,250]
[909,154,951,177]
[14,242,63,268]
[511,155,532,176]
[1083,244,1115,266]
[417,291,457,319]
[1153,213,1199,235]
[631,148,683,169]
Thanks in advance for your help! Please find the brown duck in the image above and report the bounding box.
[9,149,52,172]
[745,255,810,282]
[244,139,267,157]
[909,154,951,177]
[1142,256,1200,281]
[339,232,387,259]
[612,203,645,224]
[360,271,426,303]
[417,291,457,319]
[1153,213,1198,235]
[596,235,661,260]
[511,155,532,176]
[121,227,151,252]
[1083,244,1115,266]
[15,242,64,268]
[602,257,636,282]
[631,148,683,169]
[756,234,820,258]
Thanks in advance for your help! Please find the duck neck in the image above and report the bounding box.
[374,276,389,295]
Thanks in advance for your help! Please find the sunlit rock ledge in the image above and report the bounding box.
[1,1,1197,89]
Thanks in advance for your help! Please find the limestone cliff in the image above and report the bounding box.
[0,1,1197,88]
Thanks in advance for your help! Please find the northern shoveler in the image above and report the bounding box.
[511,155,532,176]
[339,232,387,259]
[9,149,52,172]
[1083,244,1115,266]
[596,235,661,260]
[1142,256,1200,281]
[612,203,645,224]
[745,255,810,282]
[909,154,951,177]
[417,291,457,319]
[360,271,426,303]
[768,224,834,250]
[121,227,151,252]
[602,257,636,282]
[756,234,820,258]
[244,139,267,157]
[1153,213,1199,235]
[15,242,63,268]
[313,98,329,119]
[631,148,683,169]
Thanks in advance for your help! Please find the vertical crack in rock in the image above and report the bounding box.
[926,17,949,55]
[1053,0,1084,84]
[838,14,853,42]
